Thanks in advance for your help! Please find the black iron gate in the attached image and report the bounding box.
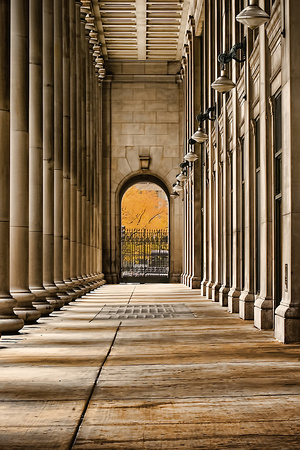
[121,228,169,283]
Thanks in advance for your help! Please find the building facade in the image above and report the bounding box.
[182,0,300,343]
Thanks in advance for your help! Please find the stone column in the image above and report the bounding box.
[53,0,69,303]
[43,0,64,309]
[0,0,24,333]
[80,21,88,287]
[70,0,80,295]
[62,0,74,296]
[29,0,54,316]
[10,0,40,323]
[275,0,300,343]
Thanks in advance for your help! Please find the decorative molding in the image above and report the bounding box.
[268,96,275,116]
[250,119,256,136]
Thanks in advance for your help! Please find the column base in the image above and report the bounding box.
[0,296,24,333]
[212,282,221,302]
[189,276,201,289]
[228,288,241,313]
[254,296,274,330]
[219,285,230,307]
[239,290,254,320]
[201,279,207,297]
[11,290,41,324]
[44,284,65,310]
[31,287,55,316]
[206,281,213,300]
[275,303,300,343]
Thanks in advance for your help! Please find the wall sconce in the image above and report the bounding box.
[176,161,189,182]
[236,0,270,30]
[139,155,150,170]
[170,189,179,199]
[211,38,246,94]
[173,180,184,193]
[190,106,216,143]
[184,138,199,162]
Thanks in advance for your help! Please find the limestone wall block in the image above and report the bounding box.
[133,111,156,123]
[145,101,168,112]
[133,89,157,101]
[113,100,145,112]
[145,123,168,135]
[121,123,145,135]
[157,111,180,123]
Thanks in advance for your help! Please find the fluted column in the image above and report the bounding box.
[0,0,24,333]
[10,0,40,323]
[29,0,54,317]
[43,0,64,309]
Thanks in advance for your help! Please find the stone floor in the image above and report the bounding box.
[0,283,300,449]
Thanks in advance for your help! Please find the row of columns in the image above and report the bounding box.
[0,0,104,336]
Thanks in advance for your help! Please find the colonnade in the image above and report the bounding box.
[0,0,105,336]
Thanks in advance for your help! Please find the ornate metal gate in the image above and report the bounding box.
[121,228,169,283]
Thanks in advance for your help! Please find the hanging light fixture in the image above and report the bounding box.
[211,68,236,93]
[184,138,199,162]
[173,180,184,192]
[211,38,246,94]
[176,162,189,182]
[236,0,270,30]
[170,190,179,199]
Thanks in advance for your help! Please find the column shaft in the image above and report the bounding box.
[0,0,24,332]
[10,0,40,323]
[29,0,54,316]
[43,0,64,309]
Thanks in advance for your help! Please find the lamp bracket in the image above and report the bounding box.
[196,105,216,124]
[218,37,246,67]
[180,161,189,169]
[188,137,197,145]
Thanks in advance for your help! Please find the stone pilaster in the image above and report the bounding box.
[10,0,40,324]
[0,0,24,333]
[29,0,54,316]
[275,0,300,343]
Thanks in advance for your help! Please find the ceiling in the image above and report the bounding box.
[91,0,190,61]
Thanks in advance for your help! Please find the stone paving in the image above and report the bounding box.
[0,284,300,449]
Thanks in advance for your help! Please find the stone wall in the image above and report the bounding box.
[102,61,184,283]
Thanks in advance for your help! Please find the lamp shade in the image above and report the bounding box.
[173,182,184,192]
[177,171,188,182]
[191,127,208,143]
[170,191,179,199]
[184,151,198,162]
[236,0,270,30]
[211,69,236,94]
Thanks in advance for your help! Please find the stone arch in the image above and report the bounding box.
[116,173,171,283]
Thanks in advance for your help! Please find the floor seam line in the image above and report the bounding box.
[68,321,122,449]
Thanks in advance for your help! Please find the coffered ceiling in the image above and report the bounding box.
[91,0,190,60]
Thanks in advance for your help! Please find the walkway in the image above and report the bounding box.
[0,284,300,449]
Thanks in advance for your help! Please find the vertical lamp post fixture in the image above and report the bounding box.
[211,38,246,94]
[236,0,270,30]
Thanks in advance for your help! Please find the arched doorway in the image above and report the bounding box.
[120,180,169,283]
